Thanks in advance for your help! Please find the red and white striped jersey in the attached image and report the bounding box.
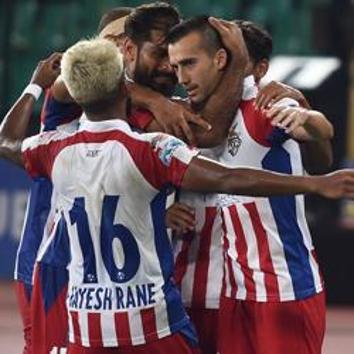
[174,147,224,309]
[219,76,323,302]
[21,118,199,347]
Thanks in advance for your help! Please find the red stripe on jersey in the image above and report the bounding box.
[228,205,256,300]
[174,231,195,287]
[244,202,280,301]
[191,207,217,308]
[70,311,82,346]
[114,312,132,346]
[87,312,103,347]
[23,130,190,190]
[221,213,238,298]
[140,307,159,342]
[240,99,273,147]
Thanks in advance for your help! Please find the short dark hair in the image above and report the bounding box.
[167,15,223,55]
[97,7,133,33]
[124,2,180,44]
[235,20,273,63]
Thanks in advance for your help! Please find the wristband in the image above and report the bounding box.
[22,83,43,101]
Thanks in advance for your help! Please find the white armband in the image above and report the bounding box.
[22,83,43,101]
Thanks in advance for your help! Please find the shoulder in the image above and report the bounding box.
[22,130,70,153]
[131,132,198,169]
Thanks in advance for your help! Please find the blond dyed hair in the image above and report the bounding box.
[61,38,124,105]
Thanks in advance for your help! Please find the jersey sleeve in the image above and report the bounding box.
[152,134,199,187]
[40,89,82,132]
[240,98,299,147]
[131,133,199,190]
[21,131,61,178]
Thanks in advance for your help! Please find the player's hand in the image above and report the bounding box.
[266,106,310,134]
[151,97,211,145]
[314,170,354,199]
[208,17,248,68]
[30,52,62,89]
[165,202,195,234]
[255,81,310,110]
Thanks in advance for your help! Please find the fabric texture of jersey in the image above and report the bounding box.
[174,147,224,310]
[22,118,199,347]
[219,76,323,302]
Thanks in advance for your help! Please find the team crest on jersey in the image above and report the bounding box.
[151,135,184,166]
[227,123,242,156]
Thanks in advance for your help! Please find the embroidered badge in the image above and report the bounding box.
[151,134,185,166]
[158,138,184,166]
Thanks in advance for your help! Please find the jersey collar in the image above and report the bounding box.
[79,115,130,132]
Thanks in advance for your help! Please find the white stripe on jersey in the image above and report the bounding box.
[101,312,118,347]
[128,311,145,345]
[155,299,171,338]
[79,312,90,347]
[68,314,75,343]
[205,210,223,308]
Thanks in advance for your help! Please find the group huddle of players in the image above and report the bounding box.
[1,2,354,354]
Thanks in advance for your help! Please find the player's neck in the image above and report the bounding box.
[85,96,128,123]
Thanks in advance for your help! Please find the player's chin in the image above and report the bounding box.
[189,93,203,105]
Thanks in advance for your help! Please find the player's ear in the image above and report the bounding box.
[215,48,228,71]
[121,37,138,64]
[254,59,269,81]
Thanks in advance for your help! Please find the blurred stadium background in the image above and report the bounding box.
[0,0,353,353]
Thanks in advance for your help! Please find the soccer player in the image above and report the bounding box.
[8,52,71,354]
[1,34,353,354]
[13,7,135,354]
[166,16,334,354]
[19,4,214,353]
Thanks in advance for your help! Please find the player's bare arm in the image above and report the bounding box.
[266,105,334,141]
[181,155,354,199]
[266,105,334,172]
[300,139,333,174]
[0,53,61,166]
[126,81,211,144]
[193,18,249,147]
